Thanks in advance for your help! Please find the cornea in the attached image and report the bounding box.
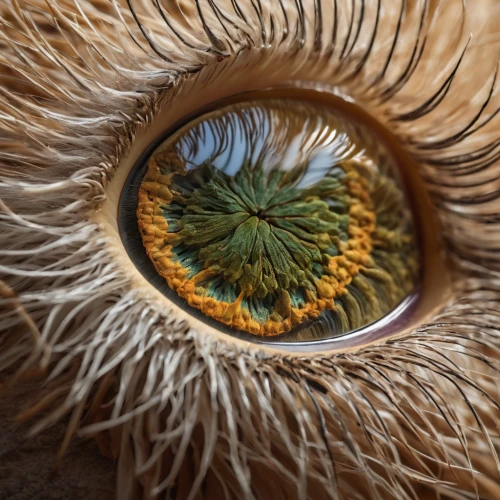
[97,78,452,354]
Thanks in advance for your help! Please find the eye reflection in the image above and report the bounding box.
[122,95,420,341]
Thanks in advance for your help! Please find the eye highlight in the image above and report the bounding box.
[123,92,420,341]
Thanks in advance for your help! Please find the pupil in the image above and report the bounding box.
[136,97,420,339]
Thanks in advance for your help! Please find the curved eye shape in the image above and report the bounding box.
[121,96,420,342]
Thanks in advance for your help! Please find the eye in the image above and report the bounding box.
[112,83,449,351]
[120,92,424,345]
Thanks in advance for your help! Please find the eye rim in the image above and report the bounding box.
[110,86,452,353]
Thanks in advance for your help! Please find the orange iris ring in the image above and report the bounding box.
[137,152,376,336]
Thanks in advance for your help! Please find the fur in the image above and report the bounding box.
[1,0,500,498]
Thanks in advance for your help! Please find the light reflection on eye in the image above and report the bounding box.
[120,92,422,343]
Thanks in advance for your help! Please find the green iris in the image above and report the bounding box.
[163,162,349,300]
[137,98,419,338]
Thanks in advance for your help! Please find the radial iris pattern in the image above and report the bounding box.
[137,99,419,337]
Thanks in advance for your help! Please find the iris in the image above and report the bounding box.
[136,98,419,338]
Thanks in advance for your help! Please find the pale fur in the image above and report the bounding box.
[1,1,500,499]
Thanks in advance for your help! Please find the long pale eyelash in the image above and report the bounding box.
[1,1,500,499]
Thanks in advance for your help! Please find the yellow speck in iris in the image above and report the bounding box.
[137,99,419,337]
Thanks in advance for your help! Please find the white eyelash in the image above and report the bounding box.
[1,0,500,499]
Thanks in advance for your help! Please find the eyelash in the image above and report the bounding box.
[1,1,500,498]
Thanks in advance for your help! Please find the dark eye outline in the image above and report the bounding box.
[118,87,444,352]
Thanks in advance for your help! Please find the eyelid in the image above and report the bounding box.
[98,82,454,353]
[89,0,486,357]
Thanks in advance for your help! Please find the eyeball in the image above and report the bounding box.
[119,90,426,346]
